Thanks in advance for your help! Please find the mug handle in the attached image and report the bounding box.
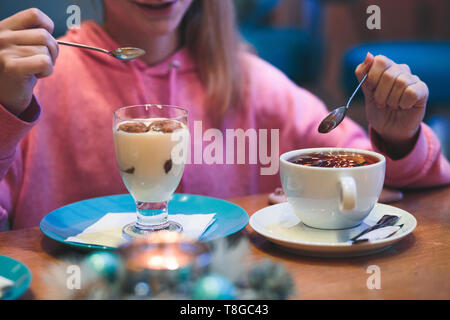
[339,176,357,211]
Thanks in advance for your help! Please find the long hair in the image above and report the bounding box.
[181,0,244,122]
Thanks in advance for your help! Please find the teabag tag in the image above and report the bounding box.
[352,224,404,244]
[350,214,399,242]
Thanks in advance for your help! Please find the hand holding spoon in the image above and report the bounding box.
[57,40,146,61]
[318,74,368,133]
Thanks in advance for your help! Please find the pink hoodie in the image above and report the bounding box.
[0,22,449,230]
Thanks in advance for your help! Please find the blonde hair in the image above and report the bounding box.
[182,0,244,122]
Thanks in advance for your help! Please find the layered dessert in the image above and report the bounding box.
[113,118,189,202]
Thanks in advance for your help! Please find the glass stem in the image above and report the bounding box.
[135,201,169,231]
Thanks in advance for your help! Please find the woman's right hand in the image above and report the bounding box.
[0,8,58,116]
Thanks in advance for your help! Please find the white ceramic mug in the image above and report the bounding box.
[280,148,386,229]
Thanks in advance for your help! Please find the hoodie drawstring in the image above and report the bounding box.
[169,60,180,105]
[129,62,148,104]
[128,59,180,106]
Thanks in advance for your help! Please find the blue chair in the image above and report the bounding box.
[342,42,450,158]
[234,0,281,25]
[0,0,103,38]
[235,0,324,84]
[426,114,450,159]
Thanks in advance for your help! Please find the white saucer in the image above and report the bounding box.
[249,202,417,257]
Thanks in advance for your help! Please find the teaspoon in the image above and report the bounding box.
[318,74,368,133]
[57,40,146,61]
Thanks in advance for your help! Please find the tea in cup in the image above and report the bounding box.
[280,148,386,229]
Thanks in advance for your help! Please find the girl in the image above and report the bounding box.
[0,0,448,230]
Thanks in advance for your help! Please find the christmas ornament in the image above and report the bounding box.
[43,235,295,300]
[192,274,237,300]
[83,251,124,282]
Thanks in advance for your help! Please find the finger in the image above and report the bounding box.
[8,45,51,59]
[355,52,374,81]
[0,8,54,34]
[399,81,429,110]
[386,73,419,109]
[355,52,375,96]
[10,54,53,78]
[7,29,58,62]
[373,64,410,109]
[366,55,394,91]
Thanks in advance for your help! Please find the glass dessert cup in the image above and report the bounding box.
[113,105,189,239]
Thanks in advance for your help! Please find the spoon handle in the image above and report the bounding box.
[57,40,110,55]
[346,73,368,108]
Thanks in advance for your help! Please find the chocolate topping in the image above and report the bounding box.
[118,122,149,133]
[148,119,182,133]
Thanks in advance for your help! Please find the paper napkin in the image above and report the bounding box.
[0,275,13,296]
[66,213,216,248]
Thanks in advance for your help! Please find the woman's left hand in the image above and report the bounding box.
[355,53,429,158]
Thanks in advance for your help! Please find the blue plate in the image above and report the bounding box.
[0,255,32,300]
[40,193,249,250]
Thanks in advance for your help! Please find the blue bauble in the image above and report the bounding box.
[192,274,236,300]
[84,251,123,282]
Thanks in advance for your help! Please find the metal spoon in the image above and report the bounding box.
[318,73,368,133]
[57,40,146,61]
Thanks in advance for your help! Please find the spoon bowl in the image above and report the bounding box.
[318,106,348,133]
[110,47,146,60]
[318,74,367,134]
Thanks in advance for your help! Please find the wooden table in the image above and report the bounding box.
[0,186,449,300]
